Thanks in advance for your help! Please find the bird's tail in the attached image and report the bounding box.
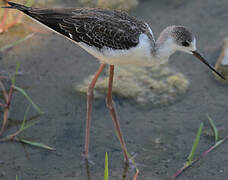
[2,1,30,12]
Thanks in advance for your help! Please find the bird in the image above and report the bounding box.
[2,1,225,163]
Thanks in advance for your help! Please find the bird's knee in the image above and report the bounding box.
[106,98,113,109]
[87,88,94,98]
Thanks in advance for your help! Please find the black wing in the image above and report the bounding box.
[5,2,154,50]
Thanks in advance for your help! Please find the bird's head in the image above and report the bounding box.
[157,25,225,80]
[171,26,196,53]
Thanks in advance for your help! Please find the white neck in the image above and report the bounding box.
[154,37,177,60]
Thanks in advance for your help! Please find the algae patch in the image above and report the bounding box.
[75,62,189,106]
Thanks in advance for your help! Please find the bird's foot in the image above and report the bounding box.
[81,152,95,165]
[128,152,146,170]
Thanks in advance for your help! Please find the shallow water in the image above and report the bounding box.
[0,0,228,180]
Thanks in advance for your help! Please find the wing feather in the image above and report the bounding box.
[14,5,155,50]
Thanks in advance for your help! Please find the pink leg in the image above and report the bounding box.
[83,63,105,159]
[106,65,129,163]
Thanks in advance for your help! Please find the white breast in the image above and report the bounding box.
[77,33,158,67]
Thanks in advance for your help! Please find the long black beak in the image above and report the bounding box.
[191,51,225,80]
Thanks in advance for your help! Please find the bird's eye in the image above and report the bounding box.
[182,41,190,47]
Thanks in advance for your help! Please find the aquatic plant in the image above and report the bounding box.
[0,64,54,150]
[103,152,139,180]
[171,116,228,179]
[75,64,189,107]
[104,152,108,180]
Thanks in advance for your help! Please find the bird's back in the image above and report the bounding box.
[6,2,154,50]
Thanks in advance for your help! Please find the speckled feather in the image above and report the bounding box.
[7,2,154,50]
[171,26,193,44]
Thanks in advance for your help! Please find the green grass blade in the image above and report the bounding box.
[19,139,55,151]
[104,152,109,180]
[186,122,204,166]
[16,120,39,135]
[22,120,39,131]
[20,105,31,131]
[11,62,20,86]
[0,33,34,52]
[13,86,43,114]
[207,114,219,143]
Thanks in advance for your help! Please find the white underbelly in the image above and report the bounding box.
[99,48,153,66]
[77,33,159,67]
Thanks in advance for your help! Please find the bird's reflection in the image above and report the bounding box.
[122,163,129,180]
[84,160,91,180]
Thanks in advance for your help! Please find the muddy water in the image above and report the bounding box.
[0,0,228,180]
